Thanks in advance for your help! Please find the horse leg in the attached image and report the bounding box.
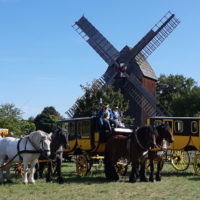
[46,161,52,182]
[110,161,119,181]
[149,160,154,182]
[6,162,12,183]
[139,162,148,182]
[34,162,39,180]
[56,156,64,184]
[39,162,45,178]
[104,157,119,181]
[22,161,29,184]
[129,162,138,183]
[28,159,38,184]
[104,154,112,180]
[156,159,163,181]
[0,158,4,184]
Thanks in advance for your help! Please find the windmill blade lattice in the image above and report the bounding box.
[72,16,120,66]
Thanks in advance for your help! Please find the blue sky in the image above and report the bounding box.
[0,0,200,119]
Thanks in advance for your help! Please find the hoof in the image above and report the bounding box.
[156,177,161,182]
[149,177,154,182]
[7,180,13,184]
[140,176,148,182]
[129,178,137,183]
[46,178,52,183]
[28,180,35,184]
[57,178,64,184]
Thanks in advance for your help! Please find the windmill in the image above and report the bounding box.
[67,11,180,126]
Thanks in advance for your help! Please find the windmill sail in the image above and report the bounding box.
[73,16,120,66]
[127,11,180,65]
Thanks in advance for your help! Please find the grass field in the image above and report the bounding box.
[0,162,200,200]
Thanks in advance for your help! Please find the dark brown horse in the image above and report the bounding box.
[104,125,158,182]
[145,123,174,182]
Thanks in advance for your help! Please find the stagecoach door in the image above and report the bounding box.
[63,121,77,153]
[77,120,93,151]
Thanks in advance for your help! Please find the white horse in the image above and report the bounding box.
[0,130,52,184]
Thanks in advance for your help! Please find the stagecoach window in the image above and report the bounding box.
[191,121,198,134]
[77,120,91,136]
[174,121,183,133]
[154,120,162,126]
[67,122,75,136]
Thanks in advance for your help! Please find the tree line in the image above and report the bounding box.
[1,74,200,136]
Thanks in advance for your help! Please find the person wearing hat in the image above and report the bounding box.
[98,103,113,131]
[112,106,124,128]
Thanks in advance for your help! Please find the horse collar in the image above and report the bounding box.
[134,131,148,150]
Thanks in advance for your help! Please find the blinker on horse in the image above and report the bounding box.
[0,130,51,184]
[104,125,158,182]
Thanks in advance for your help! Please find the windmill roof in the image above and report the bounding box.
[119,45,157,81]
[138,57,157,81]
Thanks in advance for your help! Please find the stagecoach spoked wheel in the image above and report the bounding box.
[170,150,190,171]
[115,159,129,176]
[193,154,200,175]
[76,155,90,176]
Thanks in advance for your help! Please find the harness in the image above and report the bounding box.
[0,136,49,169]
[126,130,149,160]
[134,130,149,151]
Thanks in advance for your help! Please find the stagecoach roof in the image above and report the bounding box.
[150,116,200,120]
[57,116,96,123]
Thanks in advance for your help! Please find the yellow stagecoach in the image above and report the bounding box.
[147,116,200,175]
[58,117,131,176]
[0,129,9,137]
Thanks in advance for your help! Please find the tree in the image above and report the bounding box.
[156,74,200,116]
[0,103,23,120]
[73,79,129,118]
[0,103,36,136]
[34,106,62,133]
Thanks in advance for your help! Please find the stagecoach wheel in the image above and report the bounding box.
[115,159,128,176]
[14,163,23,178]
[193,154,200,175]
[76,155,90,176]
[170,150,190,171]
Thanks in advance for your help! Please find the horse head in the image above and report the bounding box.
[156,123,174,143]
[28,130,52,157]
[55,127,70,149]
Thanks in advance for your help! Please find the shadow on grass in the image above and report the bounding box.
[62,170,109,184]
[160,171,194,177]
[63,176,108,184]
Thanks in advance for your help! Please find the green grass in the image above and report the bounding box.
[1,162,200,200]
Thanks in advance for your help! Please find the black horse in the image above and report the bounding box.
[35,127,69,183]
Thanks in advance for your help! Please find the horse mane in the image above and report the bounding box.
[22,130,47,148]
